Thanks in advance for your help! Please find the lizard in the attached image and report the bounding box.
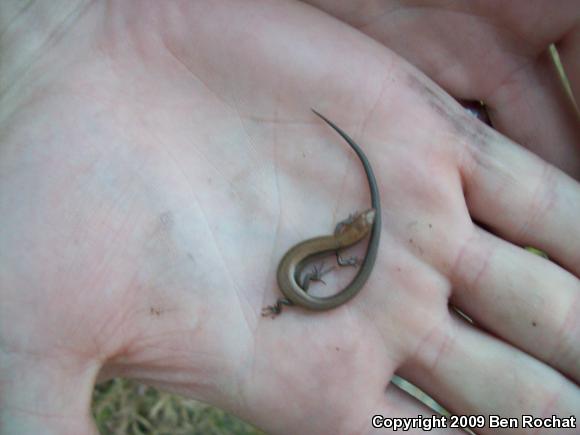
[262,109,381,315]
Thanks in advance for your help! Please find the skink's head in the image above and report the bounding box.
[334,208,376,245]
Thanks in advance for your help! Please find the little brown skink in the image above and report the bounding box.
[263,110,381,315]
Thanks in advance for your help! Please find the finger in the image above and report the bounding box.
[485,49,580,177]
[557,22,580,106]
[305,1,580,175]
[399,315,580,435]
[459,123,580,276]
[450,225,580,380]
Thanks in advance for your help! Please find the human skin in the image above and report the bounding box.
[306,0,580,176]
[0,1,578,434]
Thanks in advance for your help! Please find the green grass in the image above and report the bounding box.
[92,379,264,435]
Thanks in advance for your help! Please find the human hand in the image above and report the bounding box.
[305,0,580,176]
[0,1,578,434]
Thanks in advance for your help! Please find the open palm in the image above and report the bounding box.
[0,1,578,434]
